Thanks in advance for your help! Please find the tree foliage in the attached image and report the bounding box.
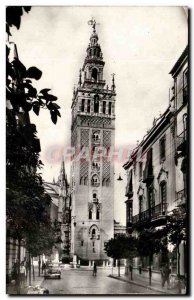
[6,6,61,124]
[6,6,61,258]
[166,207,187,247]
[104,234,137,260]
[137,227,165,259]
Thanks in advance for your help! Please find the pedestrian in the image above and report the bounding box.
[161,263,171,288]
[20,262,26,287]
[42,262,46,274]
[11,261,18,283]
[93,262,97,276]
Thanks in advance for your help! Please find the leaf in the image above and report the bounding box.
[33,105,40,116]
[50,110,57,124]
[23,6,31,13]
[26,66,42,80]
[43,94,58,102]
[39,88,51,94]
[56,110,61,117]
[52,103,60,109]
[22,101,32,112]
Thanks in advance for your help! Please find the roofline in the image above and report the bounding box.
[169,45,188,77]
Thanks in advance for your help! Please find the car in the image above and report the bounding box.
[27,285,49,294]
[44,268,61,279]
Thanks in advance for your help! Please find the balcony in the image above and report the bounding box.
[176,131,186,152]
[132,208,150,225]
[132,203,167,227]
[175,189,186,206]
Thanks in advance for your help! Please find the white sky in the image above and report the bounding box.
[9,6,188,224]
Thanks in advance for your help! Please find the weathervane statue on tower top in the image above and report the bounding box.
[88,17,100,32]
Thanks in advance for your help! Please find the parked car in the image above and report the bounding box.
[27,285,49,294]
[44,268,61,279]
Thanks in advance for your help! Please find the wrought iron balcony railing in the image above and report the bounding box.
[132,202,167,225]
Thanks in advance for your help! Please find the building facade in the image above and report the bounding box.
[70,21,115,265]
[123,46,188,276]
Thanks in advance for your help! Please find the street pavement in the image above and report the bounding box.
[43,268,161,295]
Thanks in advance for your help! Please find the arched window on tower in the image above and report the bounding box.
[96,209,100,220]
[89,210,92,220]
[87,100,91,113]
[103,101,106,114]
[94,95,99,113]
[92,228,96,239]
[108,102,112,115]
[81,99,85,112]
[91,174,100,187]
[92,68,98,81]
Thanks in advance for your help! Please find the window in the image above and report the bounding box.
[93,193,97,199]
[92,228,96,239]
[91,174,100,186]
[89,210,92,220]
[92,131,100,141]
[92,68,98,81]
[94,95,99,113]
[159,136,166,161]
[103,101,106,114]
[96,209,100,220]
[87,100,91,113]
[81,99,85,112]
[81,241,84,246]
[93,248,95,253]
[139,162,143,180]
[108,102,112,115]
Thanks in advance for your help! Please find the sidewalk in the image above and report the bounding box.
[6,267,45,295]
[109,270,185,295]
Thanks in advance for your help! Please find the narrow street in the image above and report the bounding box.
[43,268,161,295]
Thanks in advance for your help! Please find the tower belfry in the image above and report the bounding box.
[70,19,116,265]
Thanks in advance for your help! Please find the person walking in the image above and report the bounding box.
[20,262,26,287]
[161,263,171,288]
[93,262,97,276]
[42,262,46,274]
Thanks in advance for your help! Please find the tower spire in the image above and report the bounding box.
[78,69,82,86]
[111,73,116,92]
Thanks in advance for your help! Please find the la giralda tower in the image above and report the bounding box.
[70,19,116,266]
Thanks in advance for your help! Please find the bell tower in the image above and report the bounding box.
[70,19,116,266]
